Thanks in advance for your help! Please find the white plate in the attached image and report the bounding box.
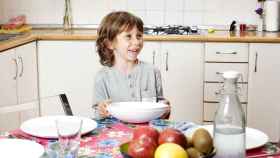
[20,115,98,138]
[194,125,269,150]
[0,138,44,158]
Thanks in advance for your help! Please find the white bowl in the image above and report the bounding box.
[107,102,169,123]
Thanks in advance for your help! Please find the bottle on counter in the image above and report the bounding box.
[213,71,246,158]
[63,0,72,31]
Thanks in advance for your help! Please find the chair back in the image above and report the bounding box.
[59,94,73,116]
[40,93,73,116]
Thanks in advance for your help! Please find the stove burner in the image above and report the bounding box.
[144,25,199,35]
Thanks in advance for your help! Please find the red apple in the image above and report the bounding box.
[128,136,157,158]
[132,126,159,143]
[158,128,187,148]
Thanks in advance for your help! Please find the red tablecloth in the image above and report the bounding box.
[246,143,280,158]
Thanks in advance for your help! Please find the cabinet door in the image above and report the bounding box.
[140,41,161,68]
[0,112,20,131]
[248,43,280,141]
[0,49,17,106]
[16,42,38,104]
[0,43,38,131]
[0,101,39,132]
[38,41,102,117]
[161,42,204,123]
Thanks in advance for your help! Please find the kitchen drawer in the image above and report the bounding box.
[204,63,248,82]
[203,102,247,122]
[204,83,248,102]
[205,43,249,62]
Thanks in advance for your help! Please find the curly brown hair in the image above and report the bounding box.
[96,11,144,67]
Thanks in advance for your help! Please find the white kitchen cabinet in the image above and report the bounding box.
[204,103,247,122]
[141,41,204,123]
[16,42,39,104]
[204,63,248,82]
[0,49,17,106]
[38,41,102,117]
[205,42,248,62]
[140,42,161,67]
[0,42,39,131]
[248,43,280,141]
[203,42,249,122]
[204,83,248,103]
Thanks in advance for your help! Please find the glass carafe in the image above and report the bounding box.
[213,71,246,158]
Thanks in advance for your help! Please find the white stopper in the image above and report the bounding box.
[222,71,241,79]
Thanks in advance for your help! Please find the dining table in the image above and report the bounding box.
[1,117,280,158]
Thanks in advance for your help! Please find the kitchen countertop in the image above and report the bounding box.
[2,28,280,52]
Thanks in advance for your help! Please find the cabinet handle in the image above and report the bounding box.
[12,58,18,80]
[216,51,237,55]
[216,72,223,75]
[165,51,169,71]
[18,56,24,77]
[152,50,155,65]
[215,90,221,95]
[254,52,258,72]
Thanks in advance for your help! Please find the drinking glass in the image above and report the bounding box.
[56,117,83,158]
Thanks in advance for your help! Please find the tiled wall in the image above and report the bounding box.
[0,0,259,27]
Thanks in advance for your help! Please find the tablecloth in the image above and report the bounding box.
[3,118,280,158]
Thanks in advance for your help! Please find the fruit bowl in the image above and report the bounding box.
[107,102,169,123]
[119,142,216,158]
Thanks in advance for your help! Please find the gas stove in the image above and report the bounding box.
[144,25,200,35]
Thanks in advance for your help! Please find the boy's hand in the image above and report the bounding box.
[160,99,171,119]
[97,100,112,118]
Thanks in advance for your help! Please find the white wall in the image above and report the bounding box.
[0,0,259,26]
[0,0,4,23]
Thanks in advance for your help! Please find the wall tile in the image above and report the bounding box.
[129,10,147,24]
[72,0,110,13]
[0,0,260,26]
[204,0,222,12]
[77,10,110,24]
[127,0,146,11]
[183,11,204,26]
[146,0,165,11]
[32,0,63,24]
[108,0,127,11]
[166,0,184,11]
[72,0,110,24]
[203,11,234,26]
[185,0,204,11]
[165,11,184,25]
[145,11,165,26]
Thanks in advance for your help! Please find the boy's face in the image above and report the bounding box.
[110,26,143,64]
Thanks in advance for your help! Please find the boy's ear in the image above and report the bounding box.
[105,39,114,50]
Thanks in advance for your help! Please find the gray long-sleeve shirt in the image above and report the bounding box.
[94,61,163,104]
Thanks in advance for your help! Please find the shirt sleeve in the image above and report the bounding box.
[94,72,109,104]
[154,67,164,98]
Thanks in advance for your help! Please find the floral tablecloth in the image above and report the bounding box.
[3,118,280,158]
[9,118,135,158]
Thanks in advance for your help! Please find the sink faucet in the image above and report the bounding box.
[63,0,72,30]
